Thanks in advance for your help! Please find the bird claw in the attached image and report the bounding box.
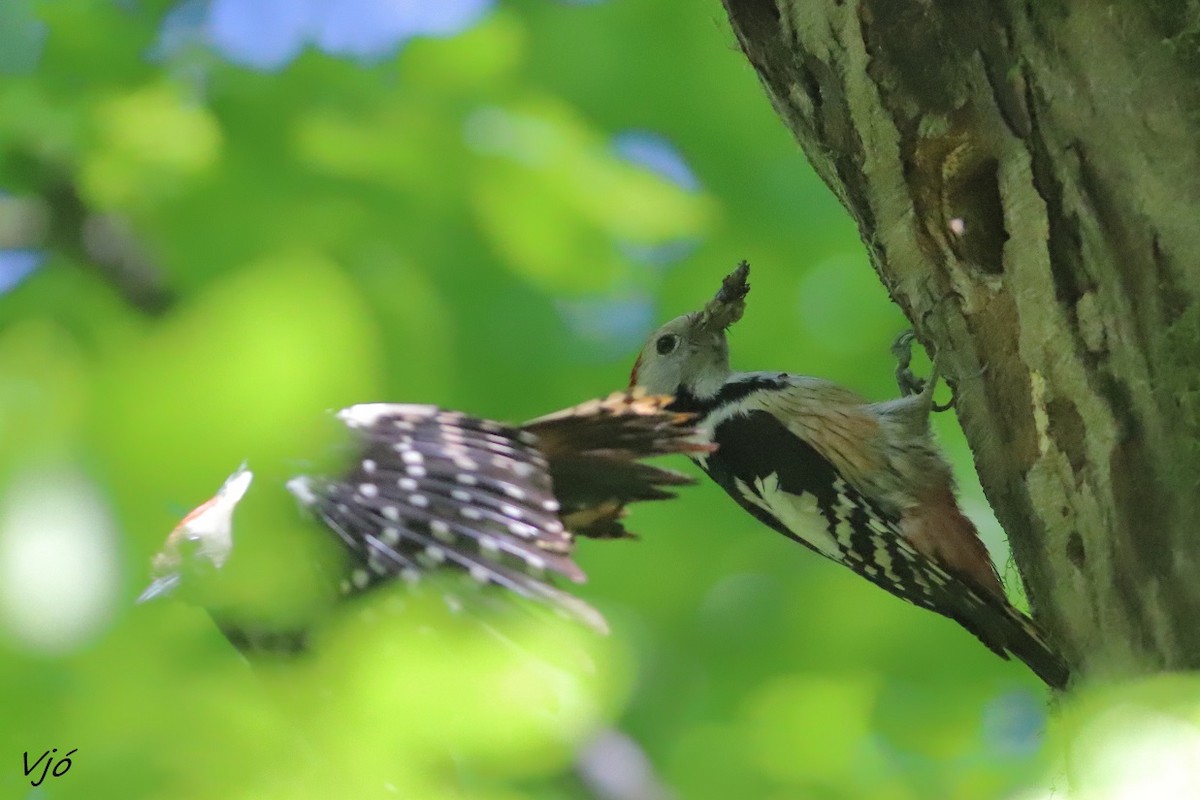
[892,330,926,397]
[891,330,953,412]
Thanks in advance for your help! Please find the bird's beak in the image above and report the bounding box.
[696,260,750,333]
[136,572,181,604]
[136,464,252,606]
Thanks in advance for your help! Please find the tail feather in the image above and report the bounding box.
[895,559,1070,690]
[960,592,1070,690]
[548,455,692,506]
[526,391,709,456]
[522,391,712,539]
[824,481,1070,689]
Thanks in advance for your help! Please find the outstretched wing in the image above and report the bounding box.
[290,403,605,631]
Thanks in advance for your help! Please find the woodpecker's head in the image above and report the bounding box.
[138,464,253,603]
[629,261,749,399]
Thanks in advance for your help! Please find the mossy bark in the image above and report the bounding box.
[723,0,1200,680]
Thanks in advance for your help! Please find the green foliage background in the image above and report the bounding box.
[0,2,1060,798]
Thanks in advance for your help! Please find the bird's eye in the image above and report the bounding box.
[655,334,679,355]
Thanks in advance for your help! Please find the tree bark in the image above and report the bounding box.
[722,0,1200,681]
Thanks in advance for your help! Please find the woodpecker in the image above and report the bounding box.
[629,262,1069,689]
[139,390,708,652]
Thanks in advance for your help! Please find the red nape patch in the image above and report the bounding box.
[628,355,642,388]
[174,496,217,532]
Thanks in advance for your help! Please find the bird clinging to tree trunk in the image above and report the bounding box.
[629,262,1068,689]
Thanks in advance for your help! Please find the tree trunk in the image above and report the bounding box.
[722,0,1200,681]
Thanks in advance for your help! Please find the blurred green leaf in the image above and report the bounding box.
[741,672,877,786]
[82,82,222,208]
[470,97,714,293]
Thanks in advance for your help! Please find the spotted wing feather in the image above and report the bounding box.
[291,475,606,632]
[287,403,605,630]
[337,404,573,552]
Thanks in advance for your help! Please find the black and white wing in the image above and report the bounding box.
[289,403,605,631]
[699,404,1068,689]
